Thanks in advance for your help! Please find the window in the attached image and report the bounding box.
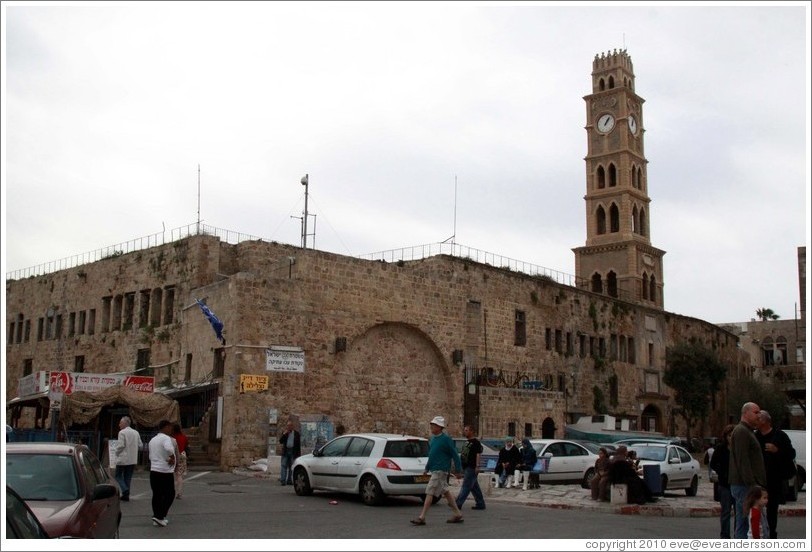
[346,437,373,457]
[123,293,135,330]
[776,337,788,366]
[136,348,152,376]
[797,346,805,364]
[596,206,606,234]
[139,290,151,328]
[609,203,619,232]
[566,332,573,355]
[591,273,602,293]
[579,334,586,357]
[87,309,95,335]
[78,311,86,335]
[607,272,618,298]
[23,359,33,377]
[609,376,618,404]
[112,295,123,330]
[762,337,775,366]
[555,329,562,353]
[610,334,618,359]
[69,312,76,337]
[557,374,565,392]
[619,335,627,362]
[23,320,30,343]
[596,165,606,189]
[185,353,192,383]
[648,343,655,366]
[589,336,595,357]
[163,286,175,324]
[75,356,85,373]
[524,423,533,438]
[321,437,350,457]
[545,328,552,350]
[608,163,617,187]
[514,310,526,346]
[599,337,606,357]
[213,347,225,378]
[37,318,44,341]
[508,422,516,437]
[628,337,636,364]
[101,297,112,333]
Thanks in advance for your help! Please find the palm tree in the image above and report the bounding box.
[756,308,780,321]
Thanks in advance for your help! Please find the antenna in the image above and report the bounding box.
[197,164,201,235]
[453,175,457,245]
[623,33,626,50]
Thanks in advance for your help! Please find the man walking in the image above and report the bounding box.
[411,416,464,526]
[729,402,767,539]
[756,410,795,538]
[279,420,301,486]
[455,424,486,511]
[113,416,141,501]
[149,419,177,527]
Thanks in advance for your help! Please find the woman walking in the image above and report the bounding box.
[172,424,188,499]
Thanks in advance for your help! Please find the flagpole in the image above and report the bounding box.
[301,174,309,248]
[197,164,201,235]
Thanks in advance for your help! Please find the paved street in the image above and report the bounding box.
[113,467,807,541]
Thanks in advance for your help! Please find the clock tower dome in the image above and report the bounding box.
[573,50,665,307]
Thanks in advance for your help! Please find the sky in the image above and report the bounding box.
[2,1,810,326]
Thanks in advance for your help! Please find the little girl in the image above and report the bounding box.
[744,485,769,539]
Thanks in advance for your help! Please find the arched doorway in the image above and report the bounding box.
[541,417,557,439]
[641,404,662,433]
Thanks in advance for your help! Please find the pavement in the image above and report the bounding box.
[230,458,806,518]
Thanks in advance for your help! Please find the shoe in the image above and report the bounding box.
[447,515,464,524]
[163,518,169,525]
[151,517,167,527]
[471,505,486,510]
[121,496,129,502]
[410,518,426,526]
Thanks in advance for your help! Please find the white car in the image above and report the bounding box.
[629,443,700,496]
[529,439,599,488]
[291,433,429,505]
[784,430,806,500]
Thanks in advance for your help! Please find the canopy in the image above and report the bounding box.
[59,385,179,428]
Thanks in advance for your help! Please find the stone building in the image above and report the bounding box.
[5,50,752,469]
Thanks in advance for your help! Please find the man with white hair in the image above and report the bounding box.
[729,402,767,539]
[756,409,795,539]
[113,416,141,501]
[410,416,464,526]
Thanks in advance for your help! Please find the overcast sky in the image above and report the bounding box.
[2,1,809,325]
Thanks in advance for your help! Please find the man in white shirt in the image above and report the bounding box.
[148,419,176,527]
[113,416,141,501]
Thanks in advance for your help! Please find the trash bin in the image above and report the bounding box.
[643,464,662,495]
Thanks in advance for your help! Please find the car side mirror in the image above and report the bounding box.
[312,448,322,458]
[93,483,117,501]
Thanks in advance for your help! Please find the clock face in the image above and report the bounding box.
[597,113,615,133]
[628,115,638,135]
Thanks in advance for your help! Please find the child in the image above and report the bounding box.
[744,485,769,539]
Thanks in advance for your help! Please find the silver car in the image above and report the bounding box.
[630,443,700,496]
[529,439,599,488]
[292,433,429,505]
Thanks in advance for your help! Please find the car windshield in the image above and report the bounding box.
[383,440,428,458]
[579,442,602,454]
[630,446,666,462]
[6,454,80,501]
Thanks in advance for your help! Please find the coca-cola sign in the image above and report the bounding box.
[48,372,155,394]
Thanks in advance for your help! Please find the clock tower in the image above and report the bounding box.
[573,49,665,308]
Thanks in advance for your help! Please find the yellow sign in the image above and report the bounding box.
[239,374,269,393]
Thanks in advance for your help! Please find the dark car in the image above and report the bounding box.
[6,442,121,538]
[6,485,51,539]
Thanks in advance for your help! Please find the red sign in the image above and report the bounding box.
[48,372,155,394]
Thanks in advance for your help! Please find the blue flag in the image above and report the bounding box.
[196,298,225,345]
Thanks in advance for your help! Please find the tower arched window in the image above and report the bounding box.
[641,271,649,300]
[609,203,619,233]
[608,164,617,187]
[591,273,603,293]
[637,167,643,190]
[599,78,605,91]
[607,271,618,298]
[639,207,647,237]
[596,166,606,189]
[632,205,639,234]
[608,75,615,89]
[649,275,656,305]
[596,206,606,235]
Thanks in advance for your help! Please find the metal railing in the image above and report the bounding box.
[359,242,581,287]
[6,223,263,281]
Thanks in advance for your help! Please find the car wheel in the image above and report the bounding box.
[293,467,313,496]
[660,474,668,493]
[685,475,698,496]
[582,468,596,489]
[360,475,384,506]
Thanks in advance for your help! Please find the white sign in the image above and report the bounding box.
[108,439,120,469]
[18,371,49,398]
[265,348,305,373]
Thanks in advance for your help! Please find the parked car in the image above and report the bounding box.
[292,433,429,506]
[529,439,599,488]
[629,442,700,496]
[6,485,51,539]
[574,440,618,457]
[784,429,806,500]
[5,442,121,538]
[613,436,680,447]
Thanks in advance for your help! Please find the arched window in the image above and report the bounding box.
[649,275,656,304]
[609,203,619,233]
[637,167,643,190]
[607,271,618,298]
[596,206,606,234]
[608,164,617,187]
[762,337,775,366]
[776,336,788,366]
[596,166,606,189]
[599,78,605,91]
[639,207,647,237]
[608,75,615,89]
[641,272,649,300]
[591,273,603,293]
[632,205,639,234]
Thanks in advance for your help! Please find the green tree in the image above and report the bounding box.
[663,341,727,441]
[756,308,780,321]
[726,377,790,428]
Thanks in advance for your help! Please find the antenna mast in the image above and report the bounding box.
[197,164,201,235]
[453,174,457,245]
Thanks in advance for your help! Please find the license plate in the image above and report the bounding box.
[415,474,430,483]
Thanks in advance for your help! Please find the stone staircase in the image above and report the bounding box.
[184,406,221,472]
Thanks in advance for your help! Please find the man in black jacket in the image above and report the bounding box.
[279,421,301,486]
[756,410,795,539]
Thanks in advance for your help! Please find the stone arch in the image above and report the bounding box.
[596,165,606,189]
[609,203,620,233]
[541,417,557,439]
[607,271,618,298]
[640,404,662,433]
[333,322,457,436]
[608,163,618,187]
[591,272,603,293]
[596,205,607,235]
[639,207,647,237]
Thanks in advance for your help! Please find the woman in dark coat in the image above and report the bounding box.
[709,424,735,539]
